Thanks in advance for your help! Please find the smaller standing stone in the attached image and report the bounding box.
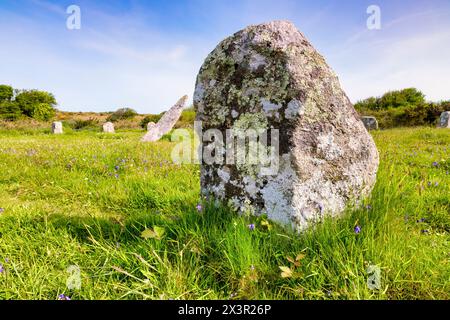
[439,111,450,128]
[361,116,379,130]
[52,121,63,134]
[103,122,115,133]
[147,121,156,131]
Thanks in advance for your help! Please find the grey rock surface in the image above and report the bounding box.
[361,116,379,130]
[141,95,188,142]
[439,111,450,128]
[52,121,63,134]
[194,20,379,231]
[103,122,115,133]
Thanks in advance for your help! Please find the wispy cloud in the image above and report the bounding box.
[30,0,66,15]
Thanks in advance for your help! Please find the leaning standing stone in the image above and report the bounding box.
[439,111,450,128]
[52,121,63,134]
[361,116,379,130]
[194,20,379,231]
[103,122,115,133]
[141,95,187,142]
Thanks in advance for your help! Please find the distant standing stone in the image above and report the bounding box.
[194,20,379,231]
[147,121,156,131]
[439,111,450,128]
[141,95,188,142]
[52,121,63,134]
[361,116,379,130]
[103,122,115,133]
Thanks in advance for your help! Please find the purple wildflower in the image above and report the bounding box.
[417,218,426,223]
[421,229,429,234]
[247,224,255,231]
[0,208,4,214]
[57,294,71,300]
[434,182,439,187]
[354,225,361,234]
[0,264,4,273]
[366,205,372,210]
[432,162,438,167]
[114,165,120,171]
[196,204,203,212]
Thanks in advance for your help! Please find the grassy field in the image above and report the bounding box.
[0,127,449,300]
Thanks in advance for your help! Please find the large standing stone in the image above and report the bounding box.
[141,95,188,142]
[103,122,115,133]
[52,121,63,134]
[194,21,379,231]
[361,116,379,130]
[439,111,450,128]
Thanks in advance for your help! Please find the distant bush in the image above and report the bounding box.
[140,114,163,129]
[68,118,99,130]
[354,88,450,129]
[176,108,196,128]
[140,107,196,129]
[355,88,425,112]
[358,101,449,129]
[426,101,450,123]
[107,108,137,122]
[0,101,23,121]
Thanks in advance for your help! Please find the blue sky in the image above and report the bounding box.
[0,0,449,113]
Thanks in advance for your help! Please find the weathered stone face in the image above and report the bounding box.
[52,121,63,134]
[141,95,187,142]
[103,122,115,133]
[440,111,450,128]
[361,116,379,130]
[194,20,379,231]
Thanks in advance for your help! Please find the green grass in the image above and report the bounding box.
[0,127,449,300]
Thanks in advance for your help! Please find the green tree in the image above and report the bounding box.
[355,88,425,111]
[31,103,56,121]
[15,90,57,119]
[379,88,425,109]
[0,85,14,102]
[354,96,379,111]
[0,101,22,121]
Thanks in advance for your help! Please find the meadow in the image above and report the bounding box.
[0,126,449,300]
